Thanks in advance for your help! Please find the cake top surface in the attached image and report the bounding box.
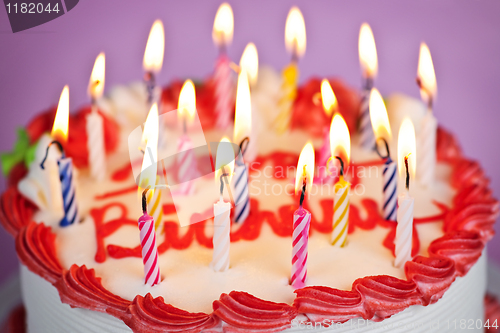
[1,67,498,332]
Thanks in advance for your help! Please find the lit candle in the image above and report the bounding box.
[138,190,161,286]
[40,86,79,227]
[239,43,259,88]
[416,43,437,188]
[211,138,235,272]
[137,104,161,285]
[142,105,163,229]
[143,20,167,154]
[318,79,337,177]
[274,6,306,134]
[395,118,416,268]
[175,80,200,195]
[369,88,397,221]
[358,23,378,150]
[212,3,235,129]
[143,19,165,105]
[329,113,351,247]
[232,70,252,223]
[86,52,106,181]
[291,142,314,289]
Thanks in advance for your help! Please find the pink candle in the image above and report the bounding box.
[291,206,311,289]
[212,4,235,130]
[138,190,161,286]
[291,143,315,289]
[175,135,200,195]
[214,55,234,129]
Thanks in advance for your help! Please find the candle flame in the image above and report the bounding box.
[215,137,235,185]
[358,23,378,78]
[212,3,234,47]
[177,80,196,125]
[397,118,416,181]
[143,20,165,73]
[142,103,159,145]
[139,104,159,194]
[88,52,105,100]
[417,42,437,104]
[285,6,306,59]
[233,70,251,146]
[329,113,350,164]
[369,88,392,143]
[239,43,259,86]
[320,79,337,117]
[52,85,70,143]
[295,142,314,194]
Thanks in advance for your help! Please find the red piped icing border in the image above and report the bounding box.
[1,125,498,332]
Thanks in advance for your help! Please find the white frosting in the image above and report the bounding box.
[30,123,454,314]
[20,253,487,333]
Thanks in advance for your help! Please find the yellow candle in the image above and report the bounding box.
[147,176,163,230]
[332,175,350,246]
[329,113,351,247]
[274,7,306,134]
[274,63,299,133]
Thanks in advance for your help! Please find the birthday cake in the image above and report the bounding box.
[1,6,499,333]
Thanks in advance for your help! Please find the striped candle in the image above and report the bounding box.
[147,177,163,230]
[383,157,397,221]
[175,135,200,195]
[58,157,78,227]
[274,63,298,134]
[395,192,414,268]
[86,110,106,181]
[232,158,249,223]
[291,207,311,289]
[331,176,350,247]
[138,212,161,286]
[359,83,376,150]
[211,200,231,272]
[214,55,234,129]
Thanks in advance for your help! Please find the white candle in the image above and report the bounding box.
[87,53,106,180]
[395,118,416,268]
[416,43,437,188]
[358,23,378,150]
[18,134,63,216]
[211,199,231,272]
[86,110,106,180]
[417,111,437,187]
[395,191,414,268]
[211,138,235,272]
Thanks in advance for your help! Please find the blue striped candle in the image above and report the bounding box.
[383,157,397,221]
[359,81,376,150]
[232,157,249,223]
[58,157,78,226]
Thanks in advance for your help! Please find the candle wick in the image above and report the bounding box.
[335,156,344,177]
[416,77,433,110]
[183,117,187,136]
[145,71,156,104]
[375,138,390,160]
[291,39,299,63]
[404,154,410,190]
[239,137,250,158]
[363,77,374,91]
[40,140,65,169]
[141,186,151,214]
[299,165,307,207]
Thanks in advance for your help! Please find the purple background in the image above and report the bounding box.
[0,0,499,284]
